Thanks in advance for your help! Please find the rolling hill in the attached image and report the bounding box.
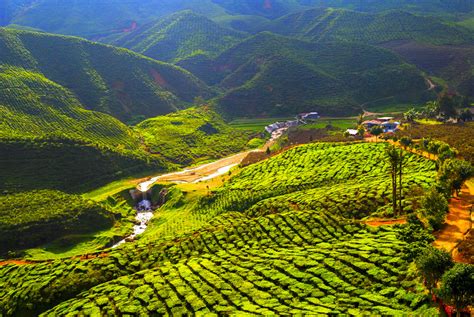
[178,32,430,117]
[271,8,474,45]
[0,28,210,122]
[103,11,247,63]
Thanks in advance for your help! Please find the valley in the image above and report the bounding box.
[1,1,474,315]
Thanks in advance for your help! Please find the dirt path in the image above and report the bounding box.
[0,259,38,266]
[433,181,473,253]
[137,131,286,191]
[365,219,407,227]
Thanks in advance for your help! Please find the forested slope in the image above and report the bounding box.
[271,8,474,45]
[179,32,429,117]
[103,11,246,62]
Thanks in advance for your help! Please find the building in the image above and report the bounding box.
[297,112,320,121]
[381,121,400,133]
[346,129,359,136]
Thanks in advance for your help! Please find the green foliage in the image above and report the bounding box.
[415,246,453,294]
[396,214,435,261]
[438,263,474,312]
[0,190,114,254]
[135,107,251,165]
[438,159,473,196]
[420,188,449,230]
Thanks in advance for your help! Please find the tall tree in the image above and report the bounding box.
[386,145,400,215]
[398,149,404,214]
[438,263,474,317]
[438,93,458,119]
[370,126,384,142]
[416,246,453,296]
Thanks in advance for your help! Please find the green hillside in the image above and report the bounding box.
[0,143,439,315]
[382,41,474,96]
[0,28,211,122]
[0,65,168,192]
[272,8,474,45]
[179,32,429,117]
[6,0,228,38]
[103,11,247,62]
[136,107,253,165]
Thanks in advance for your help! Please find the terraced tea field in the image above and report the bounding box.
[0,142,439,315]
[200,142,436,218]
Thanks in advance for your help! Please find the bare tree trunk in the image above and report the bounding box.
[398,151,403,214]
[392,168,397,216]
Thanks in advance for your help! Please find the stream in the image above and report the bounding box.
[112,130,283,248]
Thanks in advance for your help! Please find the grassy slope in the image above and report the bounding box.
[271,8,474,45]
[136,107,253,165]
[103,11,247,63]
[0,28,211,122]
[178,32,428,117]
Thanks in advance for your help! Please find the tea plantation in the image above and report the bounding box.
[0,142,440,315]
[200,142,436,218]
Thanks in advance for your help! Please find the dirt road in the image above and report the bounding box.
[433,181,473,253]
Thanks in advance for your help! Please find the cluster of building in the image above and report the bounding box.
[346,117,401,136]
[363,117,400,133]
[265,112,320,134]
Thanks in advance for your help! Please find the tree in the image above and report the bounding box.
[438,159,473,196]
[399,136,412,149]
[357,112,365,125]
[421,188,449,230]
[357,126,365,137]
[438,263,474,317]
[370,126,384,141]
[416,246,453,295]
[404,108,418,122]
[398,149,404,213]
[423,100,440,118]
[386,145,400,215]
[438,93,458,119]
[458,108,472,122]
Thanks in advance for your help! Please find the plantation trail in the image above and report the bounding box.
[138,128,286,192]
[0,260,36,266]
[434,180,473,258]
[365,219,407,227]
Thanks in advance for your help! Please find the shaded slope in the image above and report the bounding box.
[0,28,211,122]
[381,41,474,96]
[179,32,429,117]
[272,8,474,45]
[103,11,247,62]
[0,66,167,192]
